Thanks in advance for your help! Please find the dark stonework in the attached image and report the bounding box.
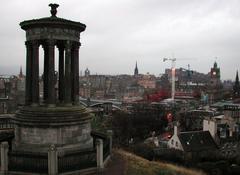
[46,39,56,106]
[72,42,80,104]
[43,43,49,102]
[58,44,65,102]
[49,3,59,17]
[64,41,72,105]
[13,106,92,152]
[25,41,32,105]
[19,3,85,106]
[12,4,91,157]
[31,41,40,105]
[25,28,81,42]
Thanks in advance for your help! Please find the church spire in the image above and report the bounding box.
[134,61,138,76]
[233,70,240,98]
[236,70,239,83]
[19,65,23,78]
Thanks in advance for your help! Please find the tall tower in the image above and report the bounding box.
[233,70,240,98]
[85,67,90,77]
[134,61,139,76]
[210,61,221,87]
[208,61,222,104]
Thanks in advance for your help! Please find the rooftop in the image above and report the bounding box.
[178,131,218,152]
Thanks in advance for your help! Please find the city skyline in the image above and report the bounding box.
[0,0,240,80]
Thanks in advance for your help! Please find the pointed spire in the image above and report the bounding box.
[233,70,240,98]
[235,70,239,85]
[134,61,138,76]
[19,65,23,78]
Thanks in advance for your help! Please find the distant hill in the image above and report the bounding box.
[104,149,206,175]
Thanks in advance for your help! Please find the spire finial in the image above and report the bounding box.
[49,3,59,17]
[236,70,239,81]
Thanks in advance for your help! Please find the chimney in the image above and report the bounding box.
[203,119,217,139]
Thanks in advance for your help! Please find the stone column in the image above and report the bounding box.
[25,41,33,105]
[107,130,113,155]
[43,44,49,102]
[58,44,65,103]
[48,145,58,175]
[46,40,56,106]
[71,42,80,105]
[31,40,40,106]
[96,139,104,170]
[71,46,75,103]
[1,142,9,175]
[64,41,72,105]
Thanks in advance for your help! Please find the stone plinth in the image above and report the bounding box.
[12,106,92,153]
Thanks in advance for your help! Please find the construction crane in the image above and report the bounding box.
[163,58,176,100]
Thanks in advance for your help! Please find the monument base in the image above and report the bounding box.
[12,105,93,153]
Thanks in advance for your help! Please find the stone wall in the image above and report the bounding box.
[14,122,92,151]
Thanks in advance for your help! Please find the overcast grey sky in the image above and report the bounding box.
[0,0,239,80]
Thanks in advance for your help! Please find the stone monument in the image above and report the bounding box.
[0,4,112,175]
[12,3,92,153]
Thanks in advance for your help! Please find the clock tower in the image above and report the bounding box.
[210,61,221,87]
[207,61,222,104]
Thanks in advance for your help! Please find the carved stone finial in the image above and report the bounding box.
[49,3,59,17]
[49,144,56,151]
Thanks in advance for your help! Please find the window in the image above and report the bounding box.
[171,139,174,145]
[176,141,178,147]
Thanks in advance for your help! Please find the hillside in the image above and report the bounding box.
[104,149,206,175]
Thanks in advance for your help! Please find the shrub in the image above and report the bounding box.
[131,143,155,160]
[153,148,184,165]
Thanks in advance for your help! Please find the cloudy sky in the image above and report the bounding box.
[0,0,240,80]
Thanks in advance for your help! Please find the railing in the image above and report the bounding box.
[0,115,14,129]
[8,151,48,174]
[2,129,112,174]
[58,148,97,173]
[91,130,112,163]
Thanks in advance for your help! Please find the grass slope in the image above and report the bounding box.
[115,149,206,175]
